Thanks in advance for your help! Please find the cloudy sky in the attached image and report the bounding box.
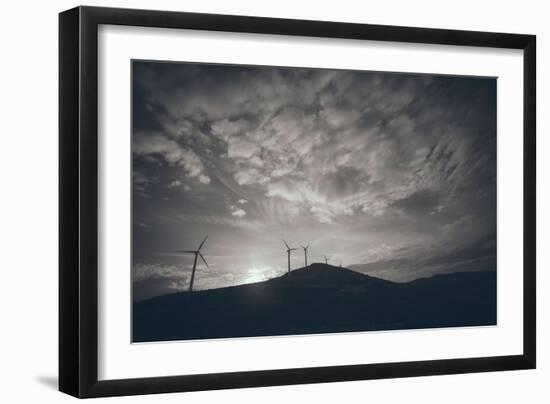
[132,60,496,301]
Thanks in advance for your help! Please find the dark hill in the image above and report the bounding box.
[279,263,394,288]
[133,265,496,342]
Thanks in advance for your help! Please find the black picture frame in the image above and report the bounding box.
[59,5,536,398]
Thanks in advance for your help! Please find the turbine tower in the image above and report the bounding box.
[301,244,310,267]
[324,255,330,265]
[176,236,209,292]
[284,240,297,273]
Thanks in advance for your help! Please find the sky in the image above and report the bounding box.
[132,60,497,301]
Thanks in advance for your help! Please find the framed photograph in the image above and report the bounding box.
[59,6,536,398]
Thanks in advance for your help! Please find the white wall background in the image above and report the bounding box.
[0,0,547,402]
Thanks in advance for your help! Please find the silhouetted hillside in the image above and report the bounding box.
[133,264,496,342]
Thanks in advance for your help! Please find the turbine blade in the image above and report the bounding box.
[197,236,208,251]
[290,248,298,251]
[283,240,290,249]
[198,252,209,268]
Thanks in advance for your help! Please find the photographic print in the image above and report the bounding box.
[131,61,497,343]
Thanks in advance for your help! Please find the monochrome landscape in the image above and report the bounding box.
[132,60,497,342]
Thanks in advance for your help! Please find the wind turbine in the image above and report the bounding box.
[324,255,330,265]
[284,240,297,273]
[301,244,310,267]
[176,236,209,292]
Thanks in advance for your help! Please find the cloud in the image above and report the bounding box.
[133,170,156,197]
[234,168,270,186]
[133,131,205,178]
[238,199,248,204]
[211,118,251,141]
[178,213,263,231]
[309,205,334,224]
[168,180,191,191]
[265,181,304,203]
[391,189,440,216]
[350,236,497,283]
[227,137,259,159]
[231,208,247,218]
[133,262,184,282]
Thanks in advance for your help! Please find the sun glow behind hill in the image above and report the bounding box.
[242,265,280,284]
